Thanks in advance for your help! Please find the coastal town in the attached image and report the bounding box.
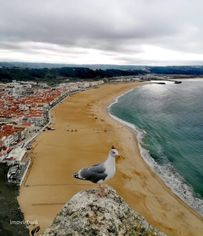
[0,80,104,185]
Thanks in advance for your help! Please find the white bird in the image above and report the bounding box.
[73,146,119,196]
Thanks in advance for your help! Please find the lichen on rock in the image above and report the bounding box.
[43,187,166,236]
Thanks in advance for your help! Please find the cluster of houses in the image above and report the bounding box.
[0,80,104,184]
[0,124,31,149]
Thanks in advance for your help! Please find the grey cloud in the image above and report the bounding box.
[0,0,203,64]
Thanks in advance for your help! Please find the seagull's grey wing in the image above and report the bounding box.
[90,163,106,173]
[79,163,107,183]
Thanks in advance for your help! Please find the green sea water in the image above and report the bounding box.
[110,79,203,215]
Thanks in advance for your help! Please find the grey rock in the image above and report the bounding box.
[43,187,166,236]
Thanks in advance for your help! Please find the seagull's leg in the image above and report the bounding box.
[98,183,107,197]
[102,184,108,192]
[98,183,103,196]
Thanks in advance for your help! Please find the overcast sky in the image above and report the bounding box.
[0,0,203,65]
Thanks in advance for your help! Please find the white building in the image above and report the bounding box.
[4,146,26,164]
[2,133,19,147]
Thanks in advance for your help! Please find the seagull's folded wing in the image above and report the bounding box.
[80,163,107,183]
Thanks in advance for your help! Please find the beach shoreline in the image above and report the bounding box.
[108,90,203,218]
[18,82,203,236]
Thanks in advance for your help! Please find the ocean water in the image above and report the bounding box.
[109,79,203,215]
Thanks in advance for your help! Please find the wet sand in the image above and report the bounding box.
[18,82,203,235]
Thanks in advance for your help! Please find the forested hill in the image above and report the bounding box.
[0,67,146,82]
[0,64,203,82]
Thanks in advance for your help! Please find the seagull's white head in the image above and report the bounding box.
[110,145,119,158]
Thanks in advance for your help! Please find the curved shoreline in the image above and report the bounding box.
[18,82,203,235]
[107,87,203,219]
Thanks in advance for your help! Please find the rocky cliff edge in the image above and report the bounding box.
[43,187,166,236]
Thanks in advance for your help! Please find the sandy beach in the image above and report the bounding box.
[18,82,203,235]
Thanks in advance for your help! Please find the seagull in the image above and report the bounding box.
[73,146,119,196]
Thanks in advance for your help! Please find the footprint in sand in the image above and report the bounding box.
[121,172,132,181]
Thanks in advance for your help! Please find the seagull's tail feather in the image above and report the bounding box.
[73,171,85,180]
[73,172,80,179]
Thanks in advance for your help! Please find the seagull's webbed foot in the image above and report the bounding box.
[97,184,108,197]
